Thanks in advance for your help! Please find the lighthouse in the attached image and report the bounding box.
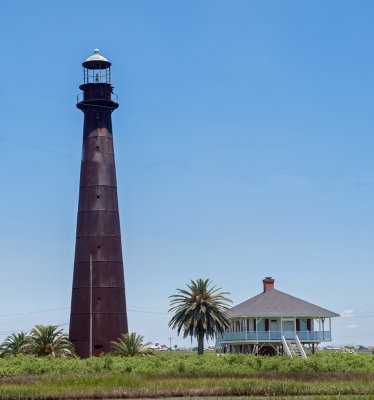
[69,49,128,358]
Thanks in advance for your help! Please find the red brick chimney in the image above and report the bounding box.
[263,277,274,292]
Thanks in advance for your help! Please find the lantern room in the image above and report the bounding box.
[82,49,112,84]
[77,49,118,110]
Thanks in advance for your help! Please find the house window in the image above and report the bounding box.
[299,319,307,331]
[257,319,265,331]
[265,319,269,331]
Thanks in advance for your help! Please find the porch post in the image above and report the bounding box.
[254,317,257,341]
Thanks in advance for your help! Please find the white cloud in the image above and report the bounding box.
[347,324,358,329]
[341,309,354,318]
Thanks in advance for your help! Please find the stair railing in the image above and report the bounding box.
[295,335,307,358]
[281,335,292,357]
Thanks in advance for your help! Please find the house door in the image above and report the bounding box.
[282,320,295,339]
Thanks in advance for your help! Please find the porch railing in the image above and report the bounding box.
[216,330,331,343]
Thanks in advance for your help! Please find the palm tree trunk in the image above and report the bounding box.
[197,333,204,355]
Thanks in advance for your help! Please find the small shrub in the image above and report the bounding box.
[177,360,185,373]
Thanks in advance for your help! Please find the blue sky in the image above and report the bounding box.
[1,0,374,347]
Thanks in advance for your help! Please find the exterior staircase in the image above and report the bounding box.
[281,335,307,358]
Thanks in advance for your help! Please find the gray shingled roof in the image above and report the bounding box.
[228,289,339,318]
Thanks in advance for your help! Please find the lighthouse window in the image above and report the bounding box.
[96,195,100,199]
[97,245,101,249]
[96,146,100,149]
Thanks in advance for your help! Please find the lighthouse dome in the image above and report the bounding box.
[83,49,111,69]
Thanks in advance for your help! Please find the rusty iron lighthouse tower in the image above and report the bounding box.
[69,49,128,358]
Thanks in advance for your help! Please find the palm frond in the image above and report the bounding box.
[24,325,75,357]
[168,278,232,350]
[110,332,154,357]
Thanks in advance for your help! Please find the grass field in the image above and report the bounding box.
[2,373,374,399]
[1,353,374,399]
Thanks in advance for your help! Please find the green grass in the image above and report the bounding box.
[1,353,374,399]
[2,374,374,399]
[2,352,374,377]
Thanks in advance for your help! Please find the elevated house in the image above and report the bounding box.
[216,277,339,357]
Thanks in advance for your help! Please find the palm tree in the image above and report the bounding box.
[110,332,154,356]
[0,332,28,356]
[169,278,232,355]
[25,325,75,357]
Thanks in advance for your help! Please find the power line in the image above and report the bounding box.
[0,308,169,335]
[338,314,374,320]
[0,307,69,317]
[0,322,69,336]
[127,308,168,315]
[4,308,374,319]
[0,306,170,318]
